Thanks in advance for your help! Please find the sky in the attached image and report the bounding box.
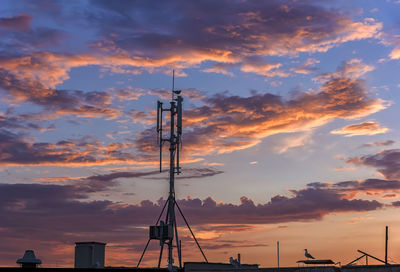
[1,0,400,268]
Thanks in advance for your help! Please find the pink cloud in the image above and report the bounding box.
[0,14,32,31]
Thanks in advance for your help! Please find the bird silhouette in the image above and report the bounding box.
[304,249,315,259]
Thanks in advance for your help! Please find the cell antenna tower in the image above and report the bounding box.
[137,70,208,270]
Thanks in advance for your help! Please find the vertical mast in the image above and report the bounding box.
[167,70,177,266]
[167,97,176,266]
[138,71,207,269]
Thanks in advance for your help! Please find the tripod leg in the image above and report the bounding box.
[137,238,151,268]
[165,199,170,223]
[157,198,169,224]
[175,200,208,263]
[137,199,169,267]
[173,212,182,268]
[158,241,165,268]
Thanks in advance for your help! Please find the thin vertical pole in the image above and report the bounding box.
[385,226,388,265]
[277,241,280,268]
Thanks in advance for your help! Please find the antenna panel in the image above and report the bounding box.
[157,101,163,172]
[177,96,183,135]
[157,101,162,131]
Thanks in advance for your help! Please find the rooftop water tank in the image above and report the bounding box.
[74,241,106,268]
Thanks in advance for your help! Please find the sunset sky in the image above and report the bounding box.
[2,0,400,268]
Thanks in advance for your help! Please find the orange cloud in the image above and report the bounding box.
[0,130,142,167]
[0,69,387,168]
[240,62,289,77]
[202,63,235,76]
[389,47,400,59]
[314,59,375,83]
[335,179,400,199]
[0,2,383,87]
[0,67,121,119]
[331,121,388,137]
[136,77,386,158]
[292,58,320,74]
[273,132,313,154]
[334,166,356,171]
[308,178,400,200]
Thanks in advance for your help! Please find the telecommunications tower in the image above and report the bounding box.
[137,71,208,269]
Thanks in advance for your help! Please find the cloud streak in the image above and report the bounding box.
[347,149,400,180]
[0,182,383,230]
[0,130,137,166]
[331,121,388,137]
[360,140,395,148]
[0,14,32,31]
[309,178,400,199]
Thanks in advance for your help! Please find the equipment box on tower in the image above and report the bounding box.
[149,224,173,240]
